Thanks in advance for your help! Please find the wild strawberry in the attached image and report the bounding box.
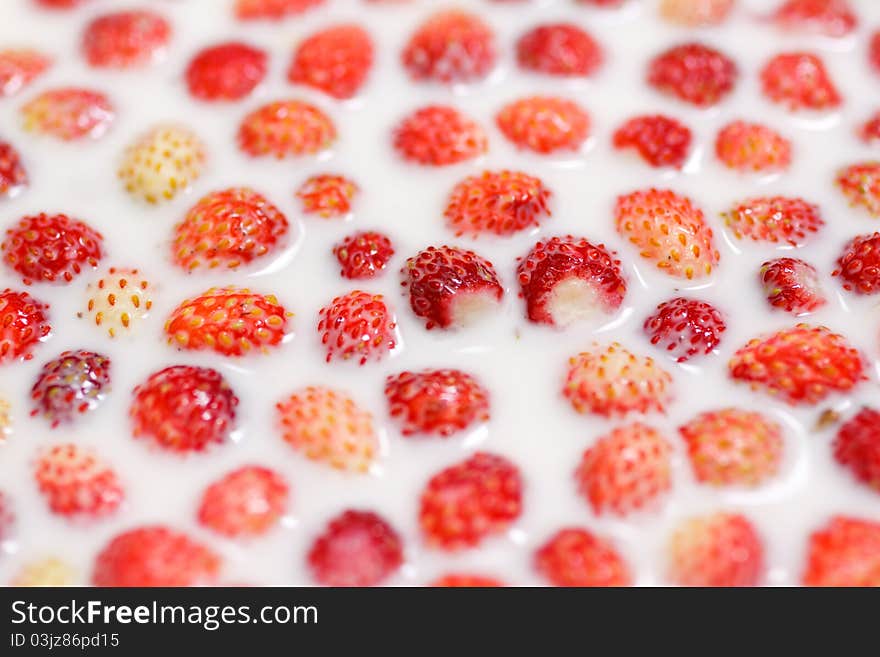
[235,0,324,20]
[722,196,823,246]
[165,286,289,357]
[420,452,523,550]
[0,491,14,541]
[760,52,841,111]
[34,443,123,518]
[277,386,377,472]
[21,87,114,141]
[2,213,103,285]
[402,245,503,330]
[11,558,75,587]
[384,369,490,437]
[0,141,27,198]
[728,324,864,405]
[317,290,397,365]
[296,174,358,218]
[668,513,763,587]
[535,528,631,587]
[496,96,590,154]
[239,100,335,158]
[30,350,111,427]
[185,42,267,101]
[92,526,221,587]
[872,31,880,75]
[834,408,880,492]
[836,162,880,217]
[393,105,487,166]
[564,342,674,417]
[612,115,692,169]
[172,188,289,272]
[802,516,880,586]
[576,423,672,517]
[35,0,88,7]
[131,365,238,453]
[517,236,626,328]
[402,10,496,84]
[81,267,154,338]
[431,574,503,587]
[834,232,880,294]
[308,510,403,586]
[859,111,880,144]
[715,121,791,173]
[198,465,289,537]
[516,23,602,77]
[647,43,738,107]
[0,49,50,97]
[333,231,394,280]
[444,170,552,238]
[615,188,719,280]
[660,0,734,25]
[288,25,373,100]
[0,289,50,363]
[772,0,857,37]
[760,257,826,315]
[82,10,171,69]
[643,297,726,363]
[118,124,206,204]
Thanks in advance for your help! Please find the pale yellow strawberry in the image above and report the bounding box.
[0,396,10,440]
[118,124,206,204]
[11,557,76,586]
[80,267,154,338]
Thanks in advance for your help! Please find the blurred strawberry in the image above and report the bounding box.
[0,141,27,198]
[186,42,267,101]
[772,0,858,37]
[34,443,123,518]
[288,24,373,99]
[0,49,50,97]
[118,124,206,204]
[612,115,692,169]
[333,231,394,280]
[516,23,602,77]
[296,174,358,218]
[82,10,171,68]
[760,257,826,315]
[0,289,50,363]
[647,43,738,107]
[235,0,324,20]
[660,0,734,25]
[238,100,336,158]
[198,465,289,537]
[496,96,590,154]
[643,297,726,363]
[30,350,111,427]
[668,513,764,586]
[393,105,487,166]
[836,162,880,217]
[859,111,880,144]
[803,516,880,586]
[0,491,13,542]
[715,121,791,172]
[431,574,503,587]
[402,10,496,83]
[760,52,841,111]
[834,408,880,492]
[21,87,114,141]
[535,528,631,587]
[11,558,75,587]
[722,196,823,246]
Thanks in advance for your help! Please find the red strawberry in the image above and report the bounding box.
[772,0,858,37]
[384,369,490,437]
[296,174,358,218]
[715,121,791,172]
[803,516,880,586]
[496,96,590,154]
[186,42,267,101]
[82,10,171,69]
[420,452,523,550]
[402,245,503,330]
[577,0,626,5]
[288,25,373,100]
[30,350,111,427]
[0,289,50,363]
[576,423,672,517]
[612,114,692,169]
[81,267,154,338]
[238,100,336,158]
[517,236,626,327]
[0,141,27,198]
[834,408,880,492]
[317,290,397,365]
[668,513,764,587]
[118,124,206,204]
[837,162,880,217]
[0,491,12,541]
[92,526,221,587]
[36,0,88,7]
[728,324,864,405]
[393,105,487,166]
[679,409,784,487]
[333,231,394,280]
[165,287,289,357]
[402,10,496,83]
[34,443,123,518]
[760,257,826,315]
[722,196,823,246]
[308,509,403,586]
[647,43,738,107]
[564,342,674,417]
[172,188,289,272]
[535,528,631,587]
[2,213,103,285]
[21,87,114,141]
[643,297,726,363]
[872,31,880,75]
[760,52,841,111]
[277,386,377,472]
[859,111,880,144]
[235,0,324,20]
[834,232,880,294]
[431,574,503,587]
[198,465,289,537]
[660,0,734,25]
[130,365,239,452]
[444,170,552,238]
[615,188,719,280]
[516,23,603,77]
[0,49,50,97]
